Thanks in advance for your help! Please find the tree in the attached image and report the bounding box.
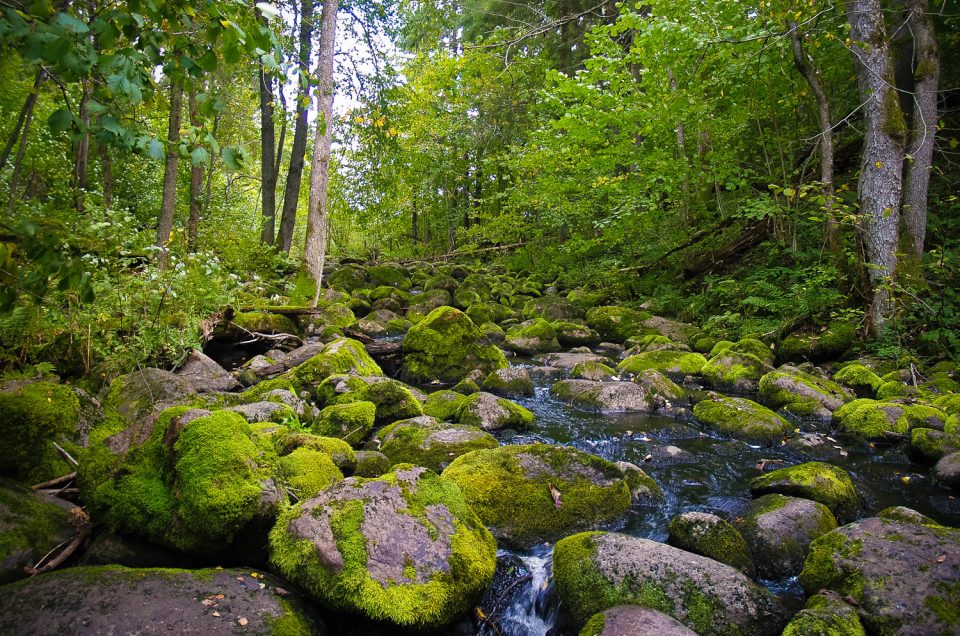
[846,0,907,333]
[258,12,279,246]
[304,0,340,303]
[156,76,184,266]
[278,0,316,253]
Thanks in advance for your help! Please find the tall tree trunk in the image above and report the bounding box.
[304,0,339,305]
[788,19,838,253]
[902,0,938,258]
[847,0,907,334]
[7,89,36,214]
[188,89,203,253]
[0,70,43,172]
[72,79,92,211]
[259,65,277,245]
[277,0,315,253]
[99,141,113,209]
[156,78,184,266]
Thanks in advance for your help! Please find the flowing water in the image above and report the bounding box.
[470,364,960,636]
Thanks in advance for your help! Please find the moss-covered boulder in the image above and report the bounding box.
[911,427,960,462]
[0,565,322,634]
[277,433,357,475]
[749,461,859,522]
[625,334,685,355]
[456,392,534,431]
[572,360,618,382]
[354,450,390,477]
[538,351,611,371]
[737,494,837,579]
[482,367,535,397]
[777,321,856,364]
[758,366,852,420]
[504,319,561,354]
[328,264,367,291]
[269,466,496,629]
[367,264,410,290]
[0,381,84,483]
[286,338,383,393]
[701,352,772,393]
[618,350,707,378]
[423,390,469,421]
[175,349,240,393]
[640,316,699,345]
[934,451,960,489]
[311,401,377,447]
[441,444,630,546]
[553,531,789,635]
[302,303,357,337]
[452,377,481,395]
[105,368,197,425]
[278,447,343,499]
[335,378,424,425]
[616,461,664,504]
[401,306,508,384]
[934,393,960,416]
[710,338,774,364]
[424,273,458,294]
[80,408,282,555]
[216,311,301,340]
[835,399,948,441]
[832,363,884,398]
[580,605,697,636]
[0,479,75,584]
[551,379,654,414]
[374,416,498,472]
[586,306,652,342]
[800,517,960,635]
[782,593,866,636]
[521,296,584,322]
[554,321,602,347]
[877,505,940,525]
[666,511,754,577]
[407,289,454,323]
[693,395,792,445]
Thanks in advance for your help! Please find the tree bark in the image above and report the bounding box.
[156,78,184,266]
[277,0,315,253]
[304,0,339,305]
[72,79,92,211]
[847,0,907,334]
[7,87,36,214]
[188,89,203,253]
[0,70,43,173]
[259,62,277,245]
[901,0,938,257]
[788,19,838,253]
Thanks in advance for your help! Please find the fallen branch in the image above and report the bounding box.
[618,217,738,273]
[25,508,92,576]
[53,442,78,467]
[32,472,77,491]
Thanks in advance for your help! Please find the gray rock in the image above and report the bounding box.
[226,401,292,423]
[537,351,611,370]
[583,605,698,636]
[554,532,789,635]
[551,379,653,414]
[106,367,197,424]
[800,517,960,635]
[373,416,498,472]
[934,450,960,489]
[175,349,240,392]
[482,367,535,397]
[737,494,837,579]
[640,316,698,344]
[456,391,534,431]
[0,566,323,635]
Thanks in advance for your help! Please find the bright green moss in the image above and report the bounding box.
[238,378,298,403]
[876,380,914,400]
[286,338,383,390]
[554,321,601,347]
[423,390,469,420]
[924,373,960,395]
[693,396,791,445]
[572,361,617,381]
[456,393,534,430]
[667,513,754,576]
[0,382,81,483]
[833,364,884,398]
[231,311,300,336]
[311,401,376,447]
[799,531,865,599]
[552,532,626,626]
[504,319,561,354]
[367,264,411,290]
[924,580,960,628]
[401,306,508,384]
[837,400,947,441]
[482,369,535,396]
[268,468,496,628]
[782,593,866,636]
[911,428,960,462]
[279,433,357,472]
[375,418,498,472]
[749,461,859,521]
[628,334,677,351]
[452,378,481,395]
[758,369,850,412]
[700,352,768,391]
[618,351,707,377]
[440,444,630,546]
[173,411,273,549]
[708,340,737,357]
[585,306,652,342]
[336,379,423,424]
[579,612,606,636]
[778,321,856,363]
[278,448,343,499]
[933,393,960,416]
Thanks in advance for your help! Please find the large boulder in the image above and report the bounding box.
[777,321,856,364]
[504,319,561,354]
[580,605,697,636]
[701,351,772,393]
[618,350,707,378]
[551,379,653,414]
[422,390,469,421]
[782,593,867,636]
[538,351,612,370]
[0,381,85,483]
[832,363,884,398]
[667,511,755,577]
[586,306,652,342]
[553,532,789,635]
[175,349,240,393]
[0,479,76,584]
[640,316,698,344]
[834,399,947,441]
[311,401,377,447]
[758,366,853,420]
[286,338,383,392]
[482,367,535,398]
[456,392,534,431]
[800,516,960,634]
[401,306,508,384]
[934,451,960,489]
[749,461,859,522]
[522,296,584,322]
[554,321,602,347]
[269,466,496,629]
[335,378,423,424]
[693,395,792,445]
[737,494,837,579]
[374,416,498,472]
[441,444,631,547]
[105,368,198,425]
[0,565,322,635]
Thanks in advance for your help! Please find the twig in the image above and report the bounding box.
[32,472,77,490]
[53,442,78,467]
[25,522,92,575]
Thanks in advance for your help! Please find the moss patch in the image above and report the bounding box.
[618,351,707,377]
[311,401,376,447]
[401,306,508,384]
[749,461,859,521]
[693,395,791,445]
[0,382,81,483]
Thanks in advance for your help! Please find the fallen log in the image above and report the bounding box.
[682,220,771,280]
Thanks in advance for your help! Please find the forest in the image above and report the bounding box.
[1,1,960,635]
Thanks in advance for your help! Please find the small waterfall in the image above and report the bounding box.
[487,551,560,636]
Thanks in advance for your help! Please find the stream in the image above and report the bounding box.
[462,360,960,636]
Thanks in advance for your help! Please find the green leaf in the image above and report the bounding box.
[54,11,88,34]
[48,107,73,132]
[190,146,210,167]
[221,146,244,170]
[256,3,280,21]
[197,49,218,72]
[147,138,164,160]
